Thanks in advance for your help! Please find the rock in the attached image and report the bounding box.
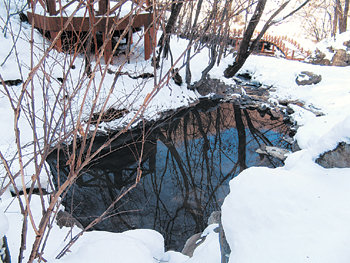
[183,210,231,261]
[291,140,301,152]
[256,145,290,161]
[90,108,129,124]
[0,236,10,263]
[286,106,295,115]
[331,49,350,66]
[207,211,221,225]
[343,40,350,49]
[19,12,29,23]
[327,46,335,53]
[308,49,331,65]
[195,76,232,96]
[56,210,84,229]
[237,72,252,80]
[295,71,322,86]
[182,233,204,257]
[207,211,231,262]
[268,109,280,120]
[172,68,183,86]
[0,79,22,86]
[316,142,350,168]
[182,211,221,257]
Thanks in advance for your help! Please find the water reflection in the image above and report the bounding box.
[48,100,291,250]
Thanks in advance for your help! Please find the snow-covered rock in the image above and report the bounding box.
[316,142,350,168]
[308,31,350,66]
[295,71,322,86]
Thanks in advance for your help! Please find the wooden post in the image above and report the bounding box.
[103,32,113,64]
[98,0,108,15]
[144,12,157,60]
[46,0,57,15]
[144,25,153,60]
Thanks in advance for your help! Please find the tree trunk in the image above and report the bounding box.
[185,0,204,85]
[156,0,183,62]
[333,0,340,36]
[233,104,247,171]
[339,0,350,33]
[224,0,267,78]
[192,45,217,89]
[224,0,309,78]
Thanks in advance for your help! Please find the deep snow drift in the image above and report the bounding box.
[1,2,350,263]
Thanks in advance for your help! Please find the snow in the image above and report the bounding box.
[222,163,350,263]
[316,31,350,60]
[187,224,221,263]
[219,36,350,263]
[54,229,164,263]
[0,210,8,238]
[1,1,350,263]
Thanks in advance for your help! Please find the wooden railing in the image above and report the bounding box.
[28,0,151,16]
[26,0,156,62]
[231,29,311,61]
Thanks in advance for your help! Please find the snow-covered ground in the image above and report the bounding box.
[1,1,350,263]
[220,57,350,263]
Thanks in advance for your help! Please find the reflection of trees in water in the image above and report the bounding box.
[48,102,290,250]
[145,102,289,249]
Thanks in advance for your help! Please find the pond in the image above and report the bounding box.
[47,99,292,251]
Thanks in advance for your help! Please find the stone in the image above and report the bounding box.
[268,109,280,120]
[207,211,221,225]
[286,106,295,115]
[316,142,350,168]
[195,76,232,96]
[343,40,350,49]
[331,49,350,66]
[295,71,322,86]
[182,210,231,260]
[56,210,84,229]
[0,236,10,263]
[308,49,331,65]
[256,145,290,161]
[0,79,22,86]
[181,233,204,257]
[172,68,183,86]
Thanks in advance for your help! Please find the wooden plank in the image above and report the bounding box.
[27,11,154,61]
[27,12,153,32]
[50,31,62,51]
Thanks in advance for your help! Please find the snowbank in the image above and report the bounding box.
[220,45,350,262]
[222,156,350,263]
[54,230,164,263]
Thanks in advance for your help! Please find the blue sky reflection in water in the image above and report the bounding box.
[48,101,291,250]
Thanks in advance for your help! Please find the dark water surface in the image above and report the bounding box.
[47,100,291,250]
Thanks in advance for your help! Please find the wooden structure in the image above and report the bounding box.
[231,29,311,61]
[27,0,155,63]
